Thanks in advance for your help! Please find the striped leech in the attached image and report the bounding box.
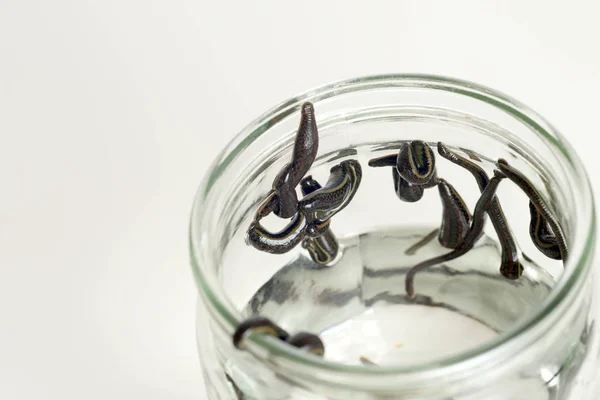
[299,177,340,265]
[497,158,568,261]
[246,101,363,265]
[247,160,362,259]
[369,140,473,251]
[437,143,523,279]
[233,316,324,356]
[405,170,508,298]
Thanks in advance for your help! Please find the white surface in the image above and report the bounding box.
[1,1,599,399]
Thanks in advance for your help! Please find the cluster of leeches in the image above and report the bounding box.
[233,102,568,358]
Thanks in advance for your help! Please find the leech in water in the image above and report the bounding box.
[437,178,472,249]
[369,141,438,197]
[246,213,308,254]
[233,316,290,349]
[268,102,319,219]
[298,160,362,223]
[233,317,325,357]
[405,171,507,298]
[247,102,363,264]
[359,356,378,366]
[394,169,425,202]
[396,140,438,187]
[248,161,361,259]
[496,158,568,261]
[438,143,523,279]
[299,176,339,265]
[528,201,561,260]
[287,332,325,356]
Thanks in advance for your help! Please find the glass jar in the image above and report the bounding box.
[189,75,598,399]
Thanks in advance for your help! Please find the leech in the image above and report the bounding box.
[369,141,436,203]
[298,160,362,223]
[246,213,307,254]
[497,158,569,261]
[303,235,339,264]
[255,191,278,220]
[359,356,378,366]
[437,178,472,249]
[438,143,523,279]
[405,229,440,255]
[528,201,561,260]
[394,169,425,202]
[271,102,319,218]
[405,171,507,298]
[233,316,290,349]
[300,176,339,265]
[368,154,397,168]
[396,140,437,186]
[286,332,325,356]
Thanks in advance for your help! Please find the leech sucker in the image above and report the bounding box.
[233,316,290,349]
[497,158,568,261]
[405,171,506,298]
[438,143,523,279]
[437,178,472,249]
[396,140,436,186]
[246,213,308,254]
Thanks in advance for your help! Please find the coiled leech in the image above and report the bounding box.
[233,316,324,356]
[246,102,362,265]
[247,160,362,262]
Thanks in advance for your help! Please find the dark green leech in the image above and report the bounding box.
[233,316,290,349]
[405,171,506,298]
[497,158,568,261]
[437,178,472,249]
[286,332,325,356]
[246,213,307,254]
[528,201,561,260]
[300,176,340,265]
[248,161,361,257]
[396,140,437,186]
[271,102,319,218]
[394,168,425,202]
[298,160,362,223]
[438,143,523,279]
[368,154,397,168]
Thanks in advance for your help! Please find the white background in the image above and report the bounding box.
[1,1,599,399]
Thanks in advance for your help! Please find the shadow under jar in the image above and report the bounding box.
[189,75,598,399]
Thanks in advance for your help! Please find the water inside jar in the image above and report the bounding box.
[244,226,555,366]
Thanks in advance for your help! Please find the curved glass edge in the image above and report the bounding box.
[188,74,597,379]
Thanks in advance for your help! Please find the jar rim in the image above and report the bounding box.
[189,74,596,388]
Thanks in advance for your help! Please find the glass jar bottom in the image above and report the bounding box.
[244,226,555,366]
